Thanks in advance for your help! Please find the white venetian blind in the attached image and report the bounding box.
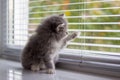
[28,0,120,54]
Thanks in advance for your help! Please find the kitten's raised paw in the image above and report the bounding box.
[31,65,40,72]
[46,69,55,74]
[71,32,79,39]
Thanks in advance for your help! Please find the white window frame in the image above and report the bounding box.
[0,0,28,58]
[0,0,120,77]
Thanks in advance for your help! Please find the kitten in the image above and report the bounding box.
[21,14,78,74]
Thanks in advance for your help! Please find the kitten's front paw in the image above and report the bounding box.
[46,69,55,74]
[71,32,79,39]
[31,65,40,72]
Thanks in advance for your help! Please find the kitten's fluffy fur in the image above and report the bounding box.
[21,14,78,74]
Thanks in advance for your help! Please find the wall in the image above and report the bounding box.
[0,0,2,54]
[0,0,7,55]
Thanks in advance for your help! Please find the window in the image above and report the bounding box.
[1,0,120,74]
[7,0,28,46]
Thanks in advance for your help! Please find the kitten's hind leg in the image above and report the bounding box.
[39,61,46,70]
[31,64,40,72]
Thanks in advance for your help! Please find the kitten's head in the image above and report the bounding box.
[40,14,68,34]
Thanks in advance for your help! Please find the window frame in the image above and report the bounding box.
[0,0,120,77]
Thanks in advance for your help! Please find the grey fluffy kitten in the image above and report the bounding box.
[21,14,78,74]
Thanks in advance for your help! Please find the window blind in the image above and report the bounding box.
[7,0,28,46]
[5,0,120,72]
[28,0,120,53]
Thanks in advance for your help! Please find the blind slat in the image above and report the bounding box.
[69,42,120,48]
[78,36,120,40]
[29,15,120,20]
[68,29,120,32]
[28,22,120,25]
[29,7,120,14]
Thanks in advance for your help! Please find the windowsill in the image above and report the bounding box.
[0,59,119,80]
[1,53,120,77]
[1,46,120,77]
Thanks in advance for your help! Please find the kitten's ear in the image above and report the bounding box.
[59,14,64,16]
[56,23,65,32]
[59,14,65,18]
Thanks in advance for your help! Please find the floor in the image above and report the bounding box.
[0,59,119,80]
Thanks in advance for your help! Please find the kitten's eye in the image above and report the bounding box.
[58,26,64,31]
[61,23,65,27]
[56,24,65,32]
